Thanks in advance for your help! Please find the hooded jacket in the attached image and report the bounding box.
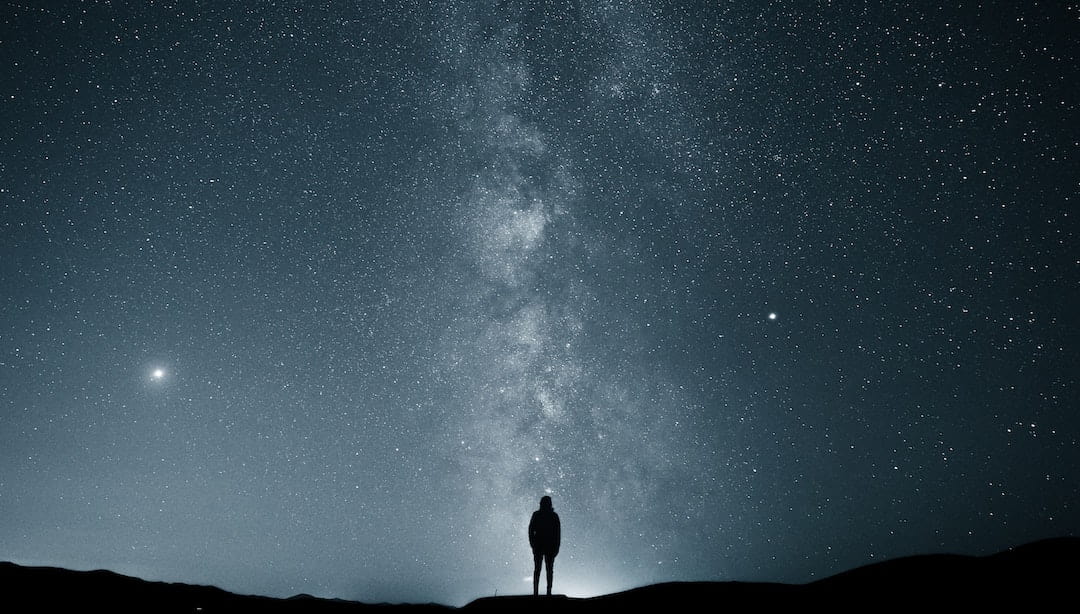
[528,497,561,555]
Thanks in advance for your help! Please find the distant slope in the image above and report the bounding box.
[3,537,1076,612]
[0,562,449,613]
[801,536,1079,608]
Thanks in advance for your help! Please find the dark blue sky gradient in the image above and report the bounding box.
[2,1,1077,606]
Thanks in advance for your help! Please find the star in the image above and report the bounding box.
[151,368,165,380]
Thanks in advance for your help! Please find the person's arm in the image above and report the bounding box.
[554,514,561,556]
[528,512,537,549]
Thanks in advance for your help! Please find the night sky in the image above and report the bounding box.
[2,0,1077,606]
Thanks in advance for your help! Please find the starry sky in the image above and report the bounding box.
[1,0,1077,607]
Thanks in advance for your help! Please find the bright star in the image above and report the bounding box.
[768,312,777,320]
[151,368,165,380]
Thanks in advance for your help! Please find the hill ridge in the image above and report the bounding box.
[2,536,1076,612]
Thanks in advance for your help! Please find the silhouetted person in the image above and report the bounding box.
[529,495,561,596]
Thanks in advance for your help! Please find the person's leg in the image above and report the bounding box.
[533,552,542,596]
[544,553,554,595]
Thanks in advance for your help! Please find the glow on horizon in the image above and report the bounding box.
[516,571,630,599]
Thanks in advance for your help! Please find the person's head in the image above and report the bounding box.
[540,495,553,510]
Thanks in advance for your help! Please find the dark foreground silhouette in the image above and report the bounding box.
[529,495,561,596]
[2,537,1075,613]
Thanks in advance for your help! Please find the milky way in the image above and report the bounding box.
[1,0,1077,607]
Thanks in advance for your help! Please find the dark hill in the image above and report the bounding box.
[3,537,1076,613]
[0,563,450,614]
